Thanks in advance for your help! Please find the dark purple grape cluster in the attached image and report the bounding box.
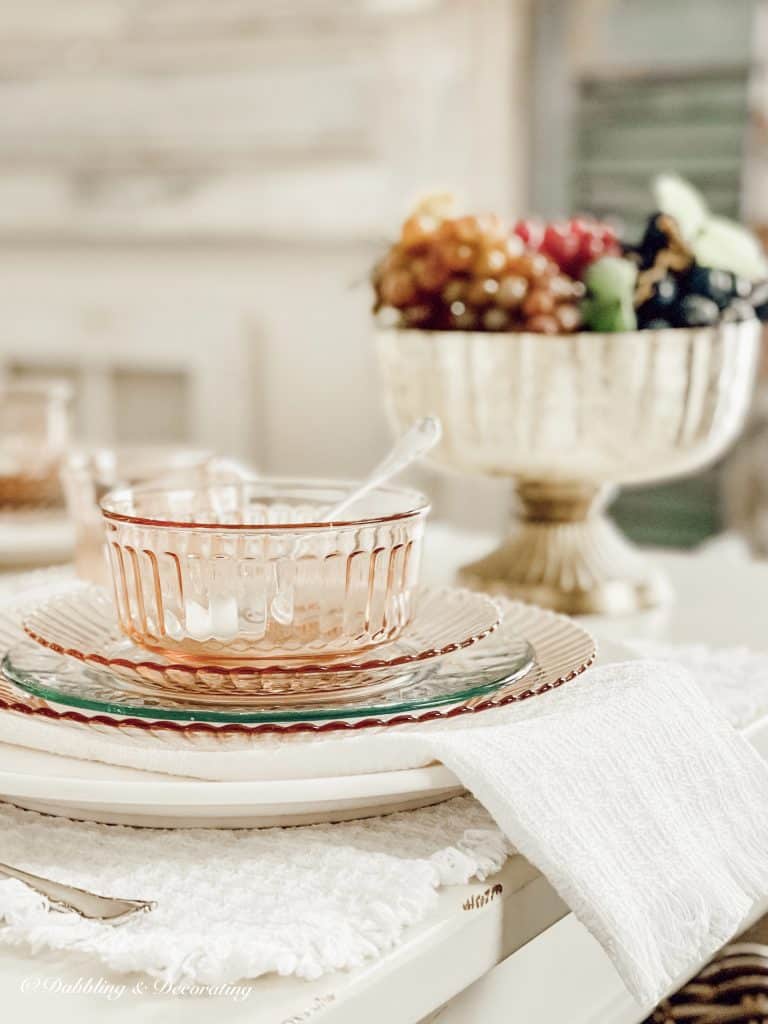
[636,266,756,329]
[628,213,764,329]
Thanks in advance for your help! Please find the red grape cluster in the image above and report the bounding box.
[514,217,620,280]
[372,211,585,334]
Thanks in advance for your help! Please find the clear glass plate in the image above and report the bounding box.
[3,625,535,724]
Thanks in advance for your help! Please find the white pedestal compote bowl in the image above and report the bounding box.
[377,320,760,614]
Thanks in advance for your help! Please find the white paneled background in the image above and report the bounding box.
[1,0,763,533]
[0,0,530,529]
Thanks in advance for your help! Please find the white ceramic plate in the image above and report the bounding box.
[6,712,764,829]
[0,742,462,827]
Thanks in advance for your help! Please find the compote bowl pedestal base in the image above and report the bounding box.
[458,481,671,616]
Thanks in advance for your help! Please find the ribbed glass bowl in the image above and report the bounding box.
[377,322,759,485]
[100,478,429,664]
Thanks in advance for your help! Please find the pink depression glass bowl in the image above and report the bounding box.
[100,478,430,664]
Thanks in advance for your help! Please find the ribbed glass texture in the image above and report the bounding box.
[101,480,428,664]
[377,322,760,486]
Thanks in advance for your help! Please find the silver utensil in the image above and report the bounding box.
[319,415,442,522]
[270,416,442,624]
[0,861,155,922]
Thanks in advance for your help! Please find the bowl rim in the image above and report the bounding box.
[99,476,431,531]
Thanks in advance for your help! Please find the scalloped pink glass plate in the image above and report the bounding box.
[22,584,501,699]
[0,600,595,740]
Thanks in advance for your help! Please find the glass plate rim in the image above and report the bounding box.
[21,583,502,677]
[0,601,596,736]
[2,637,536,723]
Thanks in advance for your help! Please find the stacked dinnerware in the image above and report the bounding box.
[0,474,595,828]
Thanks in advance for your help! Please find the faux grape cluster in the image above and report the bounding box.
[514,216,620,280]
[372,209,587,334]
[628,214,755,329]
[372,178,768,335]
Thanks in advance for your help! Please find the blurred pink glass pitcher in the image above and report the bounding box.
[61,446,214,585]
[0,380,72,508]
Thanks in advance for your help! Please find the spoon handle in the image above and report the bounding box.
[269,417,441,625]
[323,416,441,521]
[0,861,155,922]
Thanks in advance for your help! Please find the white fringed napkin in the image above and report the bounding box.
[0,795,510,985]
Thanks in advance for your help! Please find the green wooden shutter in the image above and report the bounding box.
[571,69,751,546]
[571,69,750,235]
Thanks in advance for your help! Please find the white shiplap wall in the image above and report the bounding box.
[0,0,530,527]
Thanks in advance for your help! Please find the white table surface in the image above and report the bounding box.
[0,525,766,1024]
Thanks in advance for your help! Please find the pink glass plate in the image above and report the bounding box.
[0,600,595,740]
[22,584,501,699]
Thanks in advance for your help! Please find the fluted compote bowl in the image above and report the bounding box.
[377,320,760,614]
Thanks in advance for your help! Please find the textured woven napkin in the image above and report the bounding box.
[410,659,768,1009]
